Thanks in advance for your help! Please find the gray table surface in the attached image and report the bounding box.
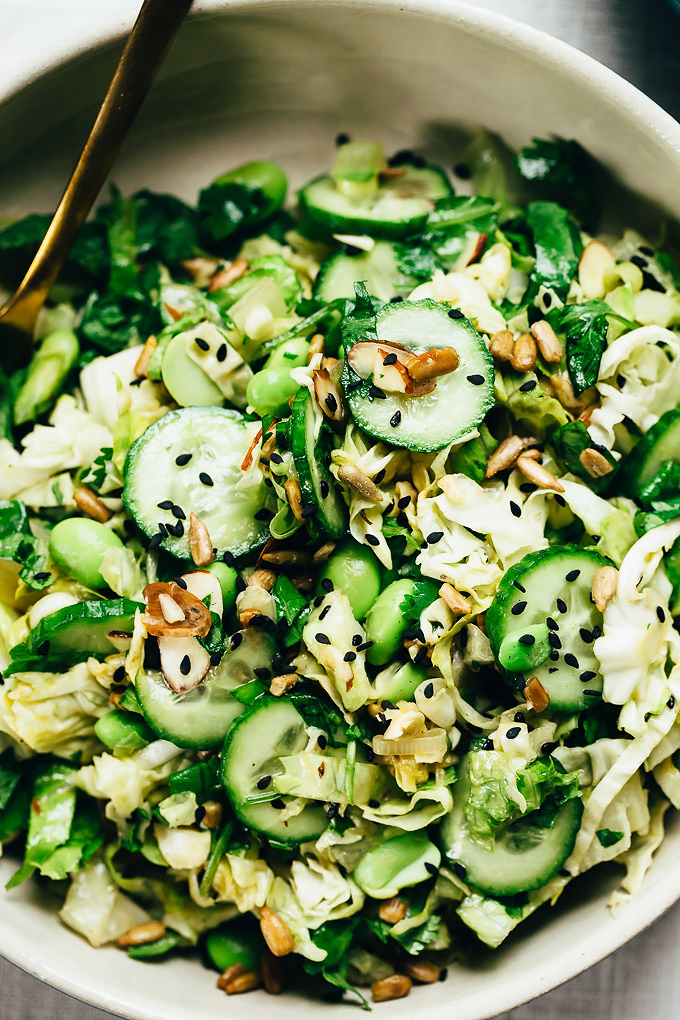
[2,0,680,1017]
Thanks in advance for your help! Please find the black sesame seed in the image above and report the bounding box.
[668,696,676,709]
[112,666,126,684]
[554,494,566,507]
[271,798,286,810]
[546,617,558,630]
[231,632,243,649]
[346,378,363,392]
[356,641,373,652]
[580,670,596,682]
[467,374,485,386]
[630,254,647,269]
[335,132,350,146]
[482,738,494,750]
[505,726,521,739]
[381,700,395,710]
[250,615,276,633]
[365,534,380,546]
[383,352,398,366]
[565,569,580,582]
[513,580,526,593]
[270,452,283,465]
[171,521,185,537]
[548,666,558,673]
[452,862,467,880]
[316,633,331,645]
[510,501,521,518]
[223,551,236,567]
[541,741,558,755]
[369,385,386,399]
[519,483,536,494]
[313,596,324,608]
[34,571,51,581]
[325,393,338,413]
[549,650,560,661]
[180,654,191,675]
[194,337,210,351]
[157,499,173,510]
[318,734,328,750]
[254,667,272,681]
[175,453,192,466]
[158,521,167,535]
[424,682,435,698]
[171,504,186,520]
[511,601,527,616]
[657,606,666,623]
[319,604,331,621]
[454,162,471,179]
[321,578,334,593]
[424,862,438,876]
[320,479,330,498]
[235,577,247,593]
[216,343,227,362]
[519,633,535,645]
[426,531,444,544]
[543,292,553,309]
[639,245,655,257]
[343,651,356,662]
[556,598,568,614]
[199,472,214,487]
[397,512,408,527]
[194,805,206,824]
[549,632,561,649]
[368,798,380,808]
[448,307,464,319]
[390,410,402,428]
[301,501,318,519]
[149,532,163,549]
[210,651,223,667]
[257,775,271,790]
[564,652,579,668]
[591,625,602,639]
[583,689,601,698]
[352,634,363,646]
[389,295,405,303]
[519,380,537,392]
[173,576,187,590]
[374,469,386,485]
[397,495,411,510]
[616,374,626,388]
[579,627,594,643]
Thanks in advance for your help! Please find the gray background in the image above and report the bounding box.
[2,0,680,1016]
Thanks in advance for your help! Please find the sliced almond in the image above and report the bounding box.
[188,512,215,568]
[307,332,325,361]
[209,256,248,292]
[337,464,383,502]
[158,634,211,693]
[459,231,488,268]
[485,435,538,478]
[530,320,562,363]
[578,240,616,300]
[439,583,472,615]
[592,565,618,612]
[579,447,613,478]
[524,675,550,713]
[516,453,565,493]
[313,367,345,422]
[159,593,186,624]
[510,333,537,372]
[405,346,459,382]
[143,581,212,637]
[181,570,223,618]
[347,340,406,379]
[73,486,112,524]
[270,673,299,696]
[134,334,158,379]
[489,329,514,362]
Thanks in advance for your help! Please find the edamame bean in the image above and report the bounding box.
[319,541,382,620]
[94,710,154,754]
[364,578,415,665]
[374,661,428,704]
[14,330,79,425]
[212,161,287,221]
[264,335,310,372]
[246,366,300,417]
[49,518,124,590]
[498,622,551,672]
[353,832,441,899]
[206,561,239,613]
[204,920,263,972]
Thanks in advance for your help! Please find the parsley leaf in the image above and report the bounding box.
[399,579,441,627]
[0,500,51,591]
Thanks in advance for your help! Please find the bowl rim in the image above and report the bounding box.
[2,2,680,1017]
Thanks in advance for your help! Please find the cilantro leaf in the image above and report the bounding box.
[399,579,441,627]
[79,446,113,494]
[0,500,51,591]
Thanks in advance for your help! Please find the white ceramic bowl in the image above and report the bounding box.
[2,2,680,1017]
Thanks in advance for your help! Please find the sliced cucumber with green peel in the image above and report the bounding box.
[123,407,273,559]
[290,387,347,540]
[314,241,428,303]
[300,165,452,240]
[440,757,582,897]
[6,599,141,675]
[486,545,610,712]
[135,629,275,749]
[161,331,224,408]
[620,407,680,497]
[221,696,329,845]
[342,299,494,452]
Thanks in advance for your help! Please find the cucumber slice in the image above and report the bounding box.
[161,332,223,408]
[314,241,425,303]
[342,299,494,452]
[6,598,140,675]
[486,545,610,712]
[221,696,328,846]
[300,165,452,240]
[135,629,275,749]
[620,407,680,495]
[440,757,582,897]
[290,388,348,540]
[123,407,273,559]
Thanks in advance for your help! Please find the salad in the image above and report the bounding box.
[1,133,680,1006]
